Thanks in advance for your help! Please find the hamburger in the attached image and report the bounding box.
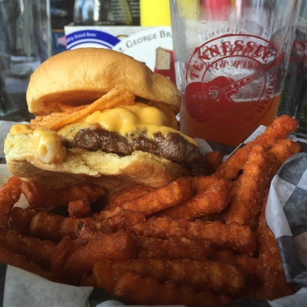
[4,48,207,192]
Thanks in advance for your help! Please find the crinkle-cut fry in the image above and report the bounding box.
[128,217,257,254]
[189,174,223,194]
[213,250,263,300]
[93,259,114,293]
[98,177,192,221]
[136,235,214,260]
[11,207,39,235]
[30,211,95,241]
[157,177,230,220]
[21,180,106,208]
[204,150,223,174]
[80,274,98,288]
[68,198,91,218]
[256,195,294,300]
[57,183,107,206]
[121,177,192,215]
[106,185,156,210]
[199,211,226,223]
[21,180,56,208]
[77,224,107,240]
[93,258,245,295]
[0,230,56,270]
[224,145,275,227]
[30,88,135,130]
[216,115,298,180]
[114,271,227,307]
[50,236,77,273]
[0,246,61,283]
[268,138,301,176]
[93,209,146,234]
[79,210,145,239]
[0,176,22,234]
[210,249,261,281]
[63,230,137,277]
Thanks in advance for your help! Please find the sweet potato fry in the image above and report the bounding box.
[92,209,146,234]
[256,195,294,300]
[188,174,222,194]
[80,274,98,287]
[30,211,95,241]
[136,235,214,260]
[0,246,60,282]
[106,184,156,210]
[94,258,246,295]
[128,217,257,254]
[63,230,137,277]
[216,115,298,180]
[114,271,227,306]
[210,249,260,281]
[121,177,192,215]
[268,138,301,175]
[98,177,192,220]
[22,180,106,208]
[68,199,91,218]
[11,207,39,235]
[0,176,22,234]
[58,184,107,206]
[50,236,77,273]
[76,224,105,240]
[21,180,56,208]
[224,145,275,227]
[0,230,56,270]
[204,150,223,174]
[30,88,135,130]
[158,177,230,220]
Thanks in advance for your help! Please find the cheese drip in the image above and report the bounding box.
[8,103,198,165]
[58,103,198,146]
[9,124,67,164]
[33,128,67,163]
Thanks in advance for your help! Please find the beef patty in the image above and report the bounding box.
[62,124,207,176]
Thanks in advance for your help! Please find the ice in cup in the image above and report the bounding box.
[170,0,302,147]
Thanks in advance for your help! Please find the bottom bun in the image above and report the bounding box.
[4,133,189,193]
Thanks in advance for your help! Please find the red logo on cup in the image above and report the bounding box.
[185,34,284,128]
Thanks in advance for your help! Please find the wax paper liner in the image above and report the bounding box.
[266,152,307,285]
[1,126,307,306]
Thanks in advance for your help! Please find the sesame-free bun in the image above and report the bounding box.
[27,48,182,115]
[5,132,189,192]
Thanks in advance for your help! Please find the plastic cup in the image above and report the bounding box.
[170,0,302,147]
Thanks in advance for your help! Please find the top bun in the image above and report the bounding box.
[27,48,182,116]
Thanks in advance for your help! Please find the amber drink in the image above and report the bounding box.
[170,0,301,147]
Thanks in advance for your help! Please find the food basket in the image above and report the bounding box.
[0,121,307,307]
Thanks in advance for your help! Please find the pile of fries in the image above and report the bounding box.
[0,115,301,306]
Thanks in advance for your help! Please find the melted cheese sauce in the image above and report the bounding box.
[58,103,198,146]
[32,128,67,163]
[9,103,198,165]
[9,124,67,164]
[10,123,32,135]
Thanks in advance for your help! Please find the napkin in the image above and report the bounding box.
[266,153,307,285]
